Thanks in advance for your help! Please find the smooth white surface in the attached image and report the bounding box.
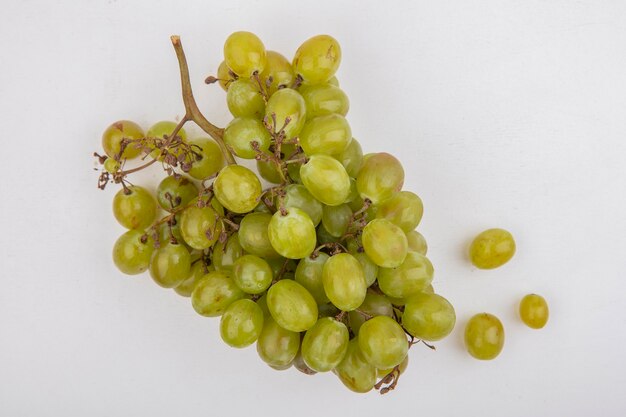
[1,0,625,415]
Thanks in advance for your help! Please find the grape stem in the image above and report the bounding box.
[374,365,402,395]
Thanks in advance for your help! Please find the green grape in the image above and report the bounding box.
[358,316,408,369]
[287,160,302,183]
[156,175,198,211]
[423,283,435,294]
[328,76,339,86]
[112,186,157,230]
[293,351,317,375]
[212,233,245,271]
[345,178,360,207]
[260,50,295,95]
[465,313,505,360]
[179,204,221,250]
[191,271,244,317]
[362,219,408,268]
[299,114,352,157]
[340,138,363,178]
[257,316,300,367]
[406,230,428,255]
[264,88,306,139]
[223,31,267,77]
[267,279,318,332]
[256,159,283,184]
[335,338,377,393]
[149,242,191,288]
[356,153,404,204]
[402,292,456,341]
[157,215,184,246]
[300,83,349,119]
[301,317,349,372]
[232,254,273,294]
[469,228,516,269]
[378,251,433,298]
[226,79,265,118]
[294,253,330,304]
[175,261,213,297]
[316,223,339,245]
[269,363,293,371]
[318,302,340,318]
[186,137,225,180]
[322,253,367,311]
[348,291,393,335]
[112,230,154,275]
[293,35,341,85]
[256,293,270,317]
[146,121,188,161]
[282,184,323,226]
[376,191,424,233]
[217,60,235,91]
[238,212,280,258]
[300,154,351,206]
[213,165,262,213]
[377,354,409,378]
[267,208,316,259]
[220,299,264,348]
[350,251,378,287]
[102,120,144,159]
[321,204,352,237]
[519,294,549,329]
[265,257,296,278]
[104,158,120,173]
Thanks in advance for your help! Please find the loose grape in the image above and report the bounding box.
[406,230,428,255]
[300,83,349,119]
[348,291,394,335]
[102,120,144,159]
[301,317,349,372]
[260,50,295,95]
[179,204,221,250]
[213,165,262,213]
[340,138,363,178]
[149,243,191,288]
[238,212,280,258]
[322,253,367,311]
[156,175,198,211]
[112,230,154,275]
[220,299,264,348]
[186,137,224,180]
[217,60,235,91]
[376,191,423,233]
[267,279,318,332]
[104,158,120,173]
[232,254,273,294]
[282,184,323,226]
[191,271,244,317]
[469,228,516,269]
[300,154,351,206]
[175,261,213,297]
[112,186,157,230]
[465,313,505,360]
[223,118,271,159]
[226,79,265,118]
[402,293,456,341]
[356,153,404,204]
[257,316,300,367]
[299,114,352,157]
[358,316,408,369]
[293,35,341,85]
[223,31,267,77]
[519,294,549,329]
[335,338,377,393]
[267,208,316,259]
[294,253,330,304]
[378,251,434,298]
[212,233,245,271]
[362,219,408,268]
[321,203,352,237]
[350,251,378,287]
[264,88,306,139]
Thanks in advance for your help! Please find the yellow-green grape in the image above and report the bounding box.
[256,159,283,184]
[212,233,245,271]
[157,215,185,246]
[226,79,266,118]
[362,219,408,268]
[350,251,378,287]
[220,299,264,348]
[293,35,341,85]
[378,251,433,298]
[223,31,267,77]
[328,76,339,86]
[322,253,367,311]
[256,293,270,317]
[191,271,244,317]
[269,362,293,371]
[294,253,330,304]
[213,165,262,214]
[223,118,271,159]
[238,212,280,258]
[265,257,296,278]
[267,208,316,259]
[260,50,295,95]
[465,313,505,360]
[156,175,198,212]
[299,114,352,157]
[423,283,435,294]
[232,254,273,294]
[102,120,144,159]
[469,228,516,269]
[112,230,154,275]
[402,293,455,341]
[519,294,549,329]
[345,178,360,207]
[406,230,428,255]
[217,60,235,91]
[287,160,303,183]
[112,186,157,230]
[356,153,405,204]
[358,316,408,369]
[293,351,317,375]
[257,316,300,367]
[300,83,349,120]
[179,204,221,250]
[264,88,306,139]
[348,291,393,335]
[340,138,363,178]
[321,203,352,238]
[283,184,323,226]
[376,191,423,233]
[335,338,377,393]
[186,137,224,180]
[146,121,188,161]
[377,355,409,378]
[316,223,339,245]
[300,154,351,206]
[104,158,120,173]
[301,317,349,372]
[318,302,341,318]
[149,243,191,288]
[267,279,318,332]
[175,261,213,297]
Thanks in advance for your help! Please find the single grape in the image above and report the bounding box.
[465,313,505,360]
[102,120,144,159]
[293,351,317,375]
[112,230,154,275]
[267,279,318,332]
[226,79,265,118]
[213,165,262,213]
[350,251,378,287]
[328,76,339,86]
[257,316,300,367]
[223,118,271,159]
[112,186,157,230]
[175,261,213,297]
[358,316,408,369]
[376,191,423,233]
[321,203,352,238]
[335,338,377,393]
[377,355,409,379]
[156,175,198,211]
[378,251,433,298]
[179,203,221,250]
[264,88,306,139]
[238,212,280,258]
[186,137,224,180]
[300,154,351,206]
[406,230,428,255]
[361,219,408,268]
[191,271,244,317]
[469,228,516,269]
[220,299,264,348]
[267,208,316,259]
[223,31,267,77]
[149,242,191,288]
[217,60,235,91]
[212,233,245,271]
[348,291,394,335]
[322,253,367,311]
[316,223,339,245]
[340,138,363,178]
[145,121,188,161]
[232,254,273,294]
[356,153,404,204]
[282,184,323,226]
[519,294,549,329]
[300,83,349,119]
[402,292,456,341]
[301,317,349,372]
[295,253,330,304]
[104,158,120,173]
[260,50,295,95]
[157,215,184,246]
[299,114,352,157]
[293,35,341,85]
[256,159,283,184]
[265,256,296,278]
[317,302,341,318]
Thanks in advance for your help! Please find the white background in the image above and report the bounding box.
[1,0,625,415]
